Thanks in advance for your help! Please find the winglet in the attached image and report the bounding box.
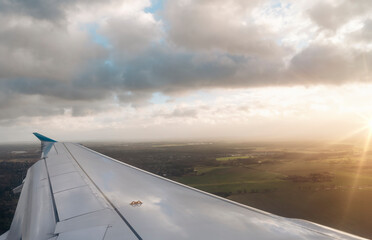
[33,132,57,142]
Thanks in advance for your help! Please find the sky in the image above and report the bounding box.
[1,0,372,143]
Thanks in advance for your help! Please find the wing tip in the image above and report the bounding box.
[33,132,57,142]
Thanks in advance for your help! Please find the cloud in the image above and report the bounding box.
[163,0,283,56]
[1,0,372,126]
[289,44,354,83]
[153,106,198,119]
[99,11,163,53]
[0,0,72,21]
[114,44,288,96]
[0,0,149,22]
[0,19,106,81]
[289,43,372,84]
[350,19,372,43]
[308,0,372,31]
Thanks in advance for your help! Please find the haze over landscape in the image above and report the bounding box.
[0,0,372,143]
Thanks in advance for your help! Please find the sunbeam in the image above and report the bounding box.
[341,121,372,224]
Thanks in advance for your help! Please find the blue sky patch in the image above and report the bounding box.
[84,23,111,48]
[150,92,169,104]
[145,0,164,14]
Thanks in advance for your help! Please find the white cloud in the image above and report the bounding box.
[1,0,372,142]
[4,84,372,143]
[307,0,372,31]
[163,0,283,56]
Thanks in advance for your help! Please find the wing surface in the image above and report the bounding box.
[1,134,368,240]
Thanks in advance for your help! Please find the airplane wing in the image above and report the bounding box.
[0,133,367,240]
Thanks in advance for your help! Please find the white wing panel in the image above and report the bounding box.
[47,155,71,166]
[54,186,107,221]
[50,172,87,193]
[48,162,77,177]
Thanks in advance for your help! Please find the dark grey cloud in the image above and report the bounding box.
[117,46,287,94]
[120,48,238,91]
[0,19,106,81]
[0,0,119,22]
[289,44,353,83]
[0,86,117,123]
[289,44,372,84]
[0,92,63,121]
[153,107,198,119]
[1,78,107,101]
[0,0,71,21]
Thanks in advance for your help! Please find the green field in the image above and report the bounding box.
[172,144,372,238]
[216,155,254,161]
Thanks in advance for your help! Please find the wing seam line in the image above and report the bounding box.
[53,185,87,194]
[43,157,60,223]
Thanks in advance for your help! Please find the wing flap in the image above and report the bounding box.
[6,160,57,240]
[54,209,115,234]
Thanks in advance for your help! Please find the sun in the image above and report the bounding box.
[358,115,372,131]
